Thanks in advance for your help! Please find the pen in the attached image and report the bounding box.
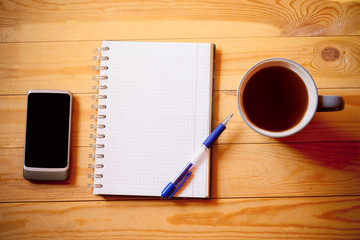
[161,113,234,198]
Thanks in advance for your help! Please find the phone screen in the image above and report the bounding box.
[24,92,71,168]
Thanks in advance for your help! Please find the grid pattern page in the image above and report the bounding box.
[93,41,213,197]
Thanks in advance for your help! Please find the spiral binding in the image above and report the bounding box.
[93,56,109,61]
[88,45,109,189]
[90,134,105,139]
[92,66,108,71]
[88,183,103,188]
[92,95,107,100]
[90,124,106,129]
[88,163,104,168]
[92,85,108,90]
[89,154,104,159]
[88,174,103,178]
[91,104,107,109]
[89,144,105,148]
[90,114,106,119]
[92,75,108,81]
[94,46,109,54]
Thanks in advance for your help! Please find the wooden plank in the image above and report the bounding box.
[1,142,359,202]
[216,88,360,144]
[0,2,358,239]
[0,37,359,95]
[212,142,360,198]
[1,197,360,239]
[0,88,359,148]
[0,0,359,42]
[0,94,94,148]
[0,41,100,95]
[0,147,96,202]
[215,37,360,90]
[0,88,359,149]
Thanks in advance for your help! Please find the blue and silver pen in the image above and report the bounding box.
[161,113,234,198]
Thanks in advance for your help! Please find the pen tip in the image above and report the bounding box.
[222,113,234,126]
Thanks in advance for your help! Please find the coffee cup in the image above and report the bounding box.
[237,58,344,138]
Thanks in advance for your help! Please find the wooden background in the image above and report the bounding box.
[0,0,360,239]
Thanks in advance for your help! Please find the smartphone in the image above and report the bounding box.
[23,90,73,181]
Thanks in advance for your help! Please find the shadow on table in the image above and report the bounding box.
[277,114,360,171]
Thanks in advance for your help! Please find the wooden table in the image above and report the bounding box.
[1,1,359,239]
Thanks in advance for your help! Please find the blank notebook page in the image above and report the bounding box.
[93,41,213,198]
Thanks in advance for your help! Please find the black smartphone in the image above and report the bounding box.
[23,90,73,181]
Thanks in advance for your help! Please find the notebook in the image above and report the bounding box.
[89,41,215,198]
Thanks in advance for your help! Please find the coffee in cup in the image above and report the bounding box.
[237,58,344,138]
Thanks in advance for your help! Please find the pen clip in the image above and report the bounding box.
[168,172,192,199]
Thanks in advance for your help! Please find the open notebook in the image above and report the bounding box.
[89,41,215,198]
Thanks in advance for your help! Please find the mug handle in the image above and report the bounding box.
[317,95,345,112]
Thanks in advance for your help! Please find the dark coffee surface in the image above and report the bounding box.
[242,66,308,132]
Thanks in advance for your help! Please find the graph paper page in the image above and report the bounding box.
[93,41,213,198]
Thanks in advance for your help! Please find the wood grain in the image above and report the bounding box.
[0,41,99,95]
[0,37,359,95]
[1,142,359,202]
[0,0,359,42]
[1,197,360,239]
[1,1,359,238]
[1,88,358,148]
[212,142,360,198]
[0,147,95,202]
[215,37,360,90]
